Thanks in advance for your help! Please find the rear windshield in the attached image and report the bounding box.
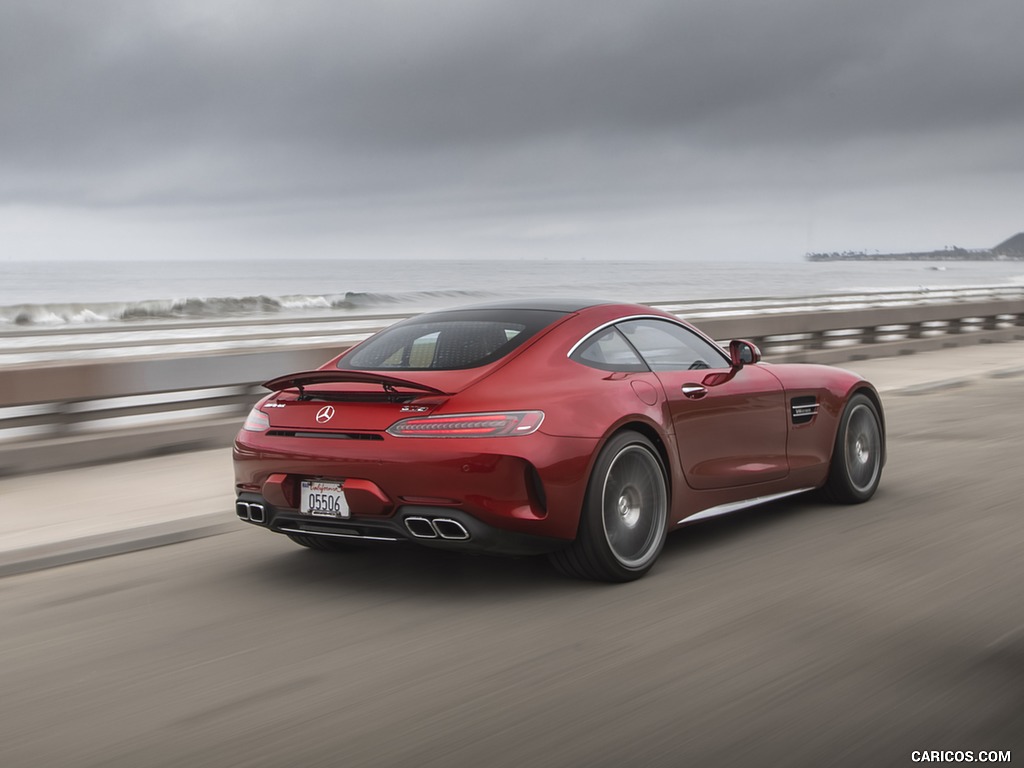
[338,309,566,371]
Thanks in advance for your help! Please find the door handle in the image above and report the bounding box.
[681,384,707,399]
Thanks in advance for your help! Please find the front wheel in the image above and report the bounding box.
[548,431,668,582]
[821,393,884,504]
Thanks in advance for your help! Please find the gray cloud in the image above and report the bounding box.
[2,0,1023,258]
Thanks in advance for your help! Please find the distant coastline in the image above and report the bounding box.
[807,232,1024,262]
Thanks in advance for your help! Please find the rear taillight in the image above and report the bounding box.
[387,411,544,438]
[242,407,271,432]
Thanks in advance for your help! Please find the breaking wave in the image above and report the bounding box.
[0,289,494,327]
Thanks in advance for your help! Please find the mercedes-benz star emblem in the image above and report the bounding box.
[315,405,335,424]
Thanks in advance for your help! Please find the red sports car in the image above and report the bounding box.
[233,300,885,581]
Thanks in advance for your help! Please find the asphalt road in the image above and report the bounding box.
[2,377,1022,768]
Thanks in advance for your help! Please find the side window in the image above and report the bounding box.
[571,328,648,372]
[618,319,729,371]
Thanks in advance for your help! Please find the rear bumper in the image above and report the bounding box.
[233,429,599,541]
[235,492,565,556]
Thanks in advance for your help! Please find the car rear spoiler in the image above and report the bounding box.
[263,370,448,398]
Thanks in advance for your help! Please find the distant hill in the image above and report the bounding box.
[807,232,1024,261]
[994,232,1024,256]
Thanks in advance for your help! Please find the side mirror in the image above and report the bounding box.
[729,339,761,368]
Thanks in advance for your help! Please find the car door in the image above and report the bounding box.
[618,318,789,490]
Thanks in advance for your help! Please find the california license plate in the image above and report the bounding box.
[300,480,349,518]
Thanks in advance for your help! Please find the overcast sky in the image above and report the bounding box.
[2,0,1023,262]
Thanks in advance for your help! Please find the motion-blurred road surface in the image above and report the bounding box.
[1,377,1021,767]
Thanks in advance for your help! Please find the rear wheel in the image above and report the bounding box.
[286,532,354,551]
[822,393,883,503]
[549,431,668,582]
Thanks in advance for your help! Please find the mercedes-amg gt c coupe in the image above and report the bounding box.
[234,300,885,581]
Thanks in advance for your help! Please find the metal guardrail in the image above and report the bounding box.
[1,296,1022,475]
[695,298,1024,356]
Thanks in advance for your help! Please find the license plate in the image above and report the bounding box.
[300,480,349,518]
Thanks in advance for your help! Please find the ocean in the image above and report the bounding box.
[3,257,1024,327]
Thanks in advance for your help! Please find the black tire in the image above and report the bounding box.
[286,532,353,551]
[548,431,668,582]
[821,393,884,504]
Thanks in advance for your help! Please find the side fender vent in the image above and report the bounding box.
[791,396,819,425]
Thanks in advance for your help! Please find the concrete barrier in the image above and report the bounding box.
[1,298,1022,475]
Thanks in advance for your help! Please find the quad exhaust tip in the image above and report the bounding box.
[403,516,470,541]
[432,518,470,540]
[404,517,437,538]
[236,501,266,524]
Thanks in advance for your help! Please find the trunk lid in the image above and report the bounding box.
[261,370,450,432]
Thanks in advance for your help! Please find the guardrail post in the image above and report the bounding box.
[48,401,72,437]
[243,383,264,411]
